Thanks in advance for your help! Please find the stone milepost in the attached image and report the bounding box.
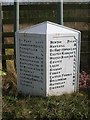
[49,36,77,92]
[16,21,81,96]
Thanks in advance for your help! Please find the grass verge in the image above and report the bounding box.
[2,69,89,120]
[2,91,89,119]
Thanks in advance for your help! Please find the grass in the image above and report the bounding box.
[2,92,89,120]
[2,70,89,120]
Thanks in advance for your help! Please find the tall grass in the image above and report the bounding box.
[2,70,89,120]
[2,92,88,120]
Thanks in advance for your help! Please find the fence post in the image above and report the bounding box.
[2,27,6,70]
[14,1,19,69]
[0,3,2,70]
[2,3,6,70]
[0,2,2,120]
[57,0,63,25]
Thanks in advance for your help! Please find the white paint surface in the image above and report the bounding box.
[16,21,81,96]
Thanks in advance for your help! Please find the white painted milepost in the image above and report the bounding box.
[48,35,78,95]
[16,21,81,96]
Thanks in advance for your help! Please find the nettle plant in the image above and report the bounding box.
[79,71,90,88]
[0,69,6,76]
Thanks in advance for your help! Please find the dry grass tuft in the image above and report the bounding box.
[2,70,17,96]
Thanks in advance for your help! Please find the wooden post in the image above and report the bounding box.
[0,2,2,120]
[14,1,19,69]
[0,3,2,70]
[2,3,6,70]
[2,25,6,70]
[57,0,63,25]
